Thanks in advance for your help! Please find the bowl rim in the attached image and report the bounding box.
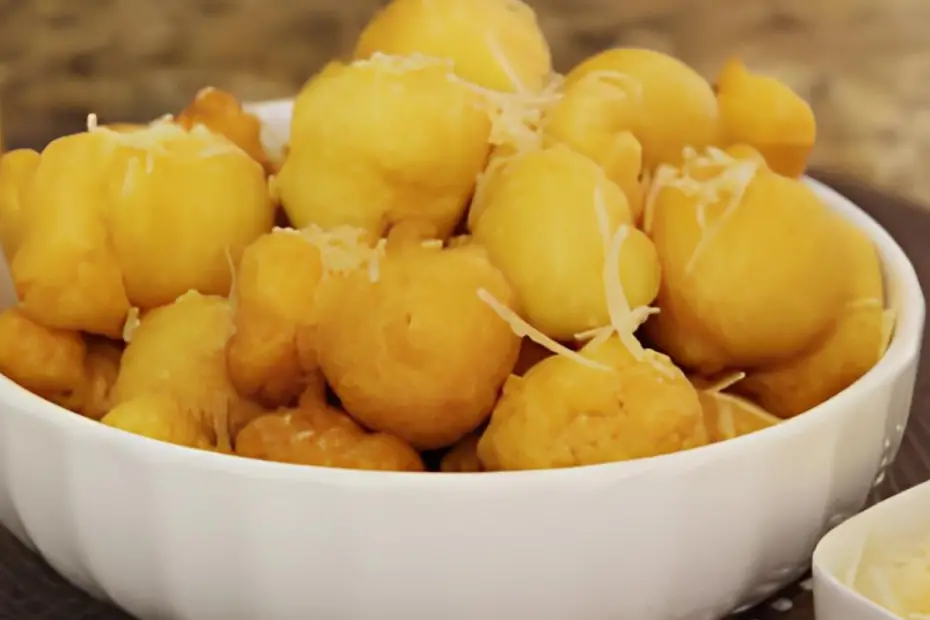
[0,177,924,488]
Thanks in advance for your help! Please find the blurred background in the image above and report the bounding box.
[2,0,927,202]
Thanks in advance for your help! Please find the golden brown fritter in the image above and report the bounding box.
[316,223,521,450]
[276,55,491,238]
[478,336,707,470]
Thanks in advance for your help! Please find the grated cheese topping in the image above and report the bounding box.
[476,288,610,372]
[86,112,247,161]
[122,307,141,343]
[705,371,747,394]
[283,225,387,283]
[643,147,759,273]
[577,180,659,359]
[351,51,561,159]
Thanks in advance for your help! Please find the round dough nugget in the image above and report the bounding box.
[470,145,660,341]
[440,432,483,473]
[236,407,424,472]
[0,307,87,407]
[110,291,242,443]
[316,225,521,450]
[564,48,718,170]
[477,336,707,471]
[645,148,849,374]
[102,393,212,450]
[736,222,892,418]
[543,75,645,221]
[226,229,326,407]
[276,55,491,238]
[716,57,816,178]
[12,120,274,336]
[354,0,552,93]
[0,148,40,262]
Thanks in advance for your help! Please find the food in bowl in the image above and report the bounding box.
[0,0,898,476]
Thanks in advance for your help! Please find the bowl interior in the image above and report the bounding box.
[0,102,923,485]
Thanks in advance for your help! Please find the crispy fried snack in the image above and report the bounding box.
[563,48,719,170]
[236,406,424,472]
[736,222,893,417]
[440,432,483,473]
[716,57,816,178]
[276,55,491,238]
[102,393,212,450]
[470,145,660,341]
[0,308,87,407]
[478,336,707,470]
[11,120,274,336]
[0,149,40,262]
[316,222,521,450]
[354,0,552,93]
[226,229,326,407]
[110,291,243,444]
[176,87,276,174]
[0,309,123,419]
[645,147,849,373]
[543,76,646,221]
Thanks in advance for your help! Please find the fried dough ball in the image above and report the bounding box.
[11,121,274,336]
[0,149,40,262]
[716,57,816,178]
[354,0,552,93]
[110,291,241,442]
[226,229,326,407]
[66,337,123,420]
[10,132,130,336]
[644,148,849,373]
[477,336,707,470]
[102,393,212,450]
[176,86,276,174]
[542,74,645,221]
[0,308,87,407]
[316,223,521,450]
[440,432,483,473]
[0,309,123,419]
[470,145,660,340]
[736,223,892,417]
[563,48,718,170]
[276,55,491,238]
[236,407,424,472]
[697,388,780,443]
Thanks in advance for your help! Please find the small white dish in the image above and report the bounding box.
[813,480,930,620]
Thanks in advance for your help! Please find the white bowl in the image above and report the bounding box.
[813,480,930,620]
[0,100,924,620]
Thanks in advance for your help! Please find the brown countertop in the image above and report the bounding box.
[2,0,928,205]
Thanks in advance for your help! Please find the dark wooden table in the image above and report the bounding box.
[1,172,927,620]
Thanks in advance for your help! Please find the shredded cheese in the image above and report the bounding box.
[351,51,561,157]
[706,371,747,394]
[476,288,610,372]
[122,307,141,343]
[88,114,245,160]
[642,147,758,273]
[717,398,737,440]
[291,224,387,282]
[485,32,526,94]
[574,181,658,361]
[224,247,238,312]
